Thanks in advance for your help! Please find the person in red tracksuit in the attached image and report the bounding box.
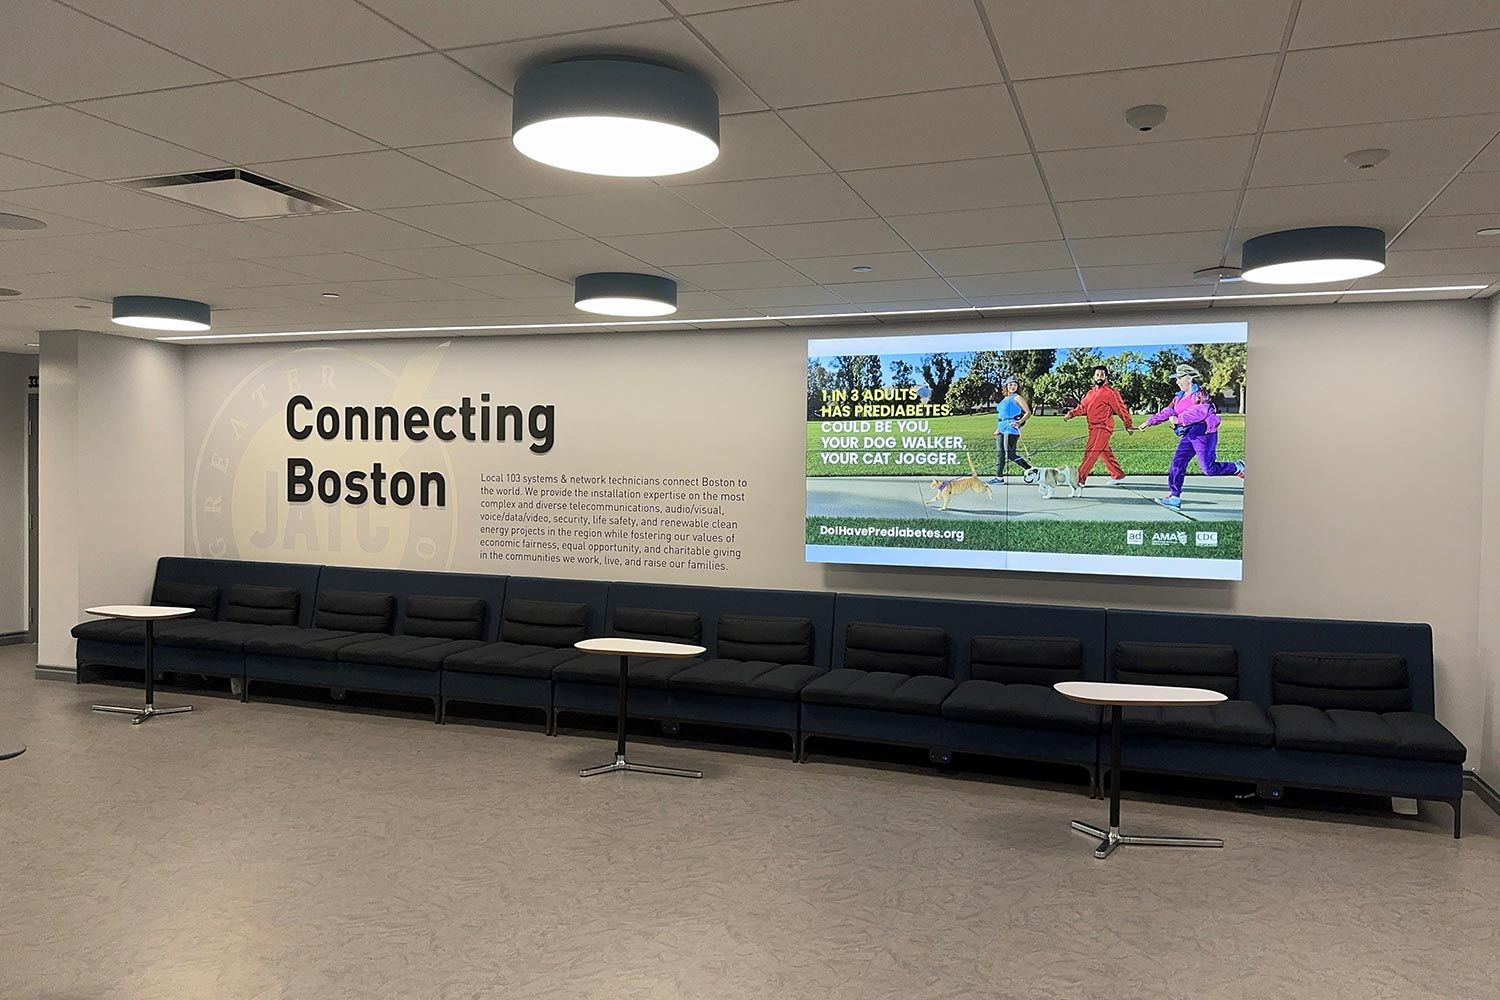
[1064,364,1135,487]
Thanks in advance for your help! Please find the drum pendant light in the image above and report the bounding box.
[111,295,212,331]
[1240,226,1386,284]
[574,272,678,317]
[512,56,720,177]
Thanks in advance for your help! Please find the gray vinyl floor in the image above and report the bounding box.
[1,643,1496,1000]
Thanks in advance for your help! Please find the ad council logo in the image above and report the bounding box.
[1126,529,1144,546]
[1195,530,1220,547]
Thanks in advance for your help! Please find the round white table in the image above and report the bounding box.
[1055,680,1227,860]
[86,605,197,725]
[573,637,706,780]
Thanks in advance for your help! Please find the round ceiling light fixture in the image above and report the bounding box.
[512,56,720,177]
[574,271,677,317]
[1240,226,1386,284]
[111,294,212,332]
[0,212,47,231]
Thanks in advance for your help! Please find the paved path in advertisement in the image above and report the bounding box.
[807,475,1243,523]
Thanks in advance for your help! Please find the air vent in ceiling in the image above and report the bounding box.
[121,169,353,220]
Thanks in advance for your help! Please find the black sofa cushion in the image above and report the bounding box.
[670,659,820,701]
[339,635,484,671]
[716,615,813,665]
[1123,702,1274,747]
[1270,705,1465,763]
[1113,641,1239,697]
[404,595,486,641]
[243,627,367,661]
[223,585,300,626]
[552,652,697,689]
[1272,652,1410,712]
[443,643,585,679]
[71,618,198,644]
[842,622,948,676]
[157,620,281,652]
[801,668,955,715]
[941,680,1100,733]
[969,635,1084,686]
[612,606,701,644]
[152,581,220,619]
[313,590,395,634]
[501,599,589,647]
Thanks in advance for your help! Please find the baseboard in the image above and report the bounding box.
[0,631,27,647]
[34,665,75,682]
[1463,770,1500,816]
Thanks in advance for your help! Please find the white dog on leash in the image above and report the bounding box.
[1024,465,1081,499]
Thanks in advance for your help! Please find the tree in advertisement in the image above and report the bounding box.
[1046,346,1105,408]
[1141,348,1189,411]
[889,358,917,391]
[1001,348,1056,388]
[806,358,833,418]
[921,352,959,405]
[1196,341,1248,414]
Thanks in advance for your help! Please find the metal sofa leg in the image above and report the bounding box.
[797,733,810,763]
[435,699,445,725]
[1087,763,1102,799]
[789,731,800,762]
[1452,797,1463,839]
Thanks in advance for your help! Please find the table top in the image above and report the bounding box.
[0,745,25,762]
[575,637,706,658]
[85,605,197,621]
[1054,680,1228,707]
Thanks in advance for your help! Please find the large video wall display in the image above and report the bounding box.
[806,323,1248,580]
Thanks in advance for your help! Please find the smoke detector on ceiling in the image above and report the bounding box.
[1343,148,1390,171]
[120,169,354,220]
[1124,104,1167,132]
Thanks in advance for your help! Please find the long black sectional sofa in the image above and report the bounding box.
[72,557,1468,836]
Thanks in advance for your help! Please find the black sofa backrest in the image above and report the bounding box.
[843,622,948,676]
[405,595,487,641]
[502,598,591,647]
[224,584,300,626]
[316,567,506,641]
[1112,641,1239,697]
[717,615,814,664]
[315,590,396,634]
[970,636,1085,686]
[612,607,702,644]
[153,556,321,627]
[1272,652,1411,712]
[831,594,1105,682]
[152,580,220,619]
[608,582,835,668]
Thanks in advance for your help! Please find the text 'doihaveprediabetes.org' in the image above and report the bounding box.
[477,472,749,574]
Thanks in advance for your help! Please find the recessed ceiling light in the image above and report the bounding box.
[1476,227,1500,237]
[851,265,874,273]
[574,272,677,317]
[512,56,720,177]
[0,212,46,231]
[321,291,341,299]
[1240,226,1386,284]
[74,304,91,309]
[0,287,20,297]
[111,295,211,332]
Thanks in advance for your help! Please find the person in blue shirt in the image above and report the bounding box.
[992,376,1034,484]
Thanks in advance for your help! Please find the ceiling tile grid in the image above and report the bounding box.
[0,0,1497,350]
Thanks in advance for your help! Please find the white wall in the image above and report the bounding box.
[37,333,186,670]
[1480,297,1500,778]
[0,352,36,636]
[171,299,1495,767]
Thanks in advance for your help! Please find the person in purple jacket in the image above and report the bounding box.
[1141,363,1244,510]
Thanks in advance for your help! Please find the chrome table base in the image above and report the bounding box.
[580,751,702,780]
[1070,820,1223,860]
[91,619,192,726]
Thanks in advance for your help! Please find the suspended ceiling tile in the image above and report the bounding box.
[450,18,765,114]
[735,219,910,258]
[823,277,959,303]
[1290,0,1500,48]
[516,188,721,237]
[787,251,937,284]
[690,0,1001,107]
[782,86,1026,170]
[3,182,224,230]
[79,82,379,164]
[669,174,875,228]
[474,238,655,280]
[250,253,421,283]
[663,112,828,185]
[665,259,815,291]
[1392,216,1500,252]
[1235,175,1449,234]
[0,154,83,192]
[1251,115,1500,187]
[948,269,1084,298]
[1068,231,1229,268]
[252,54,511,148]
[884,204,1063,250]
[606,229,772,266]
[1056,190,1239,239]
[252,213,457,253]
[721,285,851,308]
[0,106,224,181]
[362,0,670,48]
[63,0,425,77]
[0,84,44,113]
[250,151,492,211]
[1422,171,1500,218]
[1041,135,1255,202]
[921,241,1076,277]
[360,246,532,279]
[449,273,574,298]
[146,221,345,259]
[402,140,655,201]
[1269,31,1500,130]
[841,155,1047,216]
[1015,55,1276,152]
[981,0,1291,79]
[1081,263,1208,291]
[382,201,578,244]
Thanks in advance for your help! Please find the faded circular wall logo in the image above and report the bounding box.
[191,344,458,570]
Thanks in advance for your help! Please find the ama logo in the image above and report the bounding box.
[1151,530,1189,547]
